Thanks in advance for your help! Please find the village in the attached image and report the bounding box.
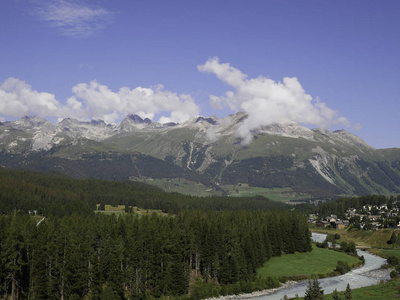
[310,203,400,230]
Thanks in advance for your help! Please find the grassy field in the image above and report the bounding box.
[131,177,313,201]
[322,277,400,300]
[130,177,224,197]
[311,227,399,249]
[368,248,400,260]
[378,248,400,258]
[257,246,361,279]
[95,204,169,217]
[224,184,312,201]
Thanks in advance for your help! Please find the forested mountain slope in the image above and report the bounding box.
[0,168,291,216]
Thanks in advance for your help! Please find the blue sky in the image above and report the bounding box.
[1,0,399,148]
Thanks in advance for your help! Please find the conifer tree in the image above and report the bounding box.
[344,283,352,300]
[2,214,31,299]
[100,285,116,300]
[332,289,341,300]
[389,231,397,245]
[304,278,324,300]
[31,225,50,299]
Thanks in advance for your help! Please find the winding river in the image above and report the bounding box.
[251,232,390,300]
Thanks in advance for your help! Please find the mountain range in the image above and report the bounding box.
[1,113,400,200]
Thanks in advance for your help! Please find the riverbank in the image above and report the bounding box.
[205,281,298,300]
[311,227,400,261]
[208,232,389,300]
[310,227,398,249]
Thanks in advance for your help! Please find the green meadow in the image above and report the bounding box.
[133,177,313,200]
[224,184,311,201]
[257,246,361,279]
[130,177,224,197]
[312,227,400,249]
[322,277,400,300]
[95,204,169,217]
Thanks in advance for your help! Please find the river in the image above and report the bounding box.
[250,232,390,300]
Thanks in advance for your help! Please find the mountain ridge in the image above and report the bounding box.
[1,113,399,199]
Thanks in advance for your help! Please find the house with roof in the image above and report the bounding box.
[316,220,330,228]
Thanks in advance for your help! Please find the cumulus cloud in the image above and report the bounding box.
[33,0,113,37]
[66,81,200,124]
[0,78,200,124]
[198,57,351,143]
[0,78,61,118]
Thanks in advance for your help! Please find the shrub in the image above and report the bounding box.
[387,256,399,266]
[335,260,351,275]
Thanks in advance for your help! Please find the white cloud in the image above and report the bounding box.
[198,57,247,87]
[0,78,61,117]
[198,57,351,143]
[0,78,200,124]
[66,81,200,124]
[33,0,112,37]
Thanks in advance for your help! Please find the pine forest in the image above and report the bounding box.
[0,169,311,299]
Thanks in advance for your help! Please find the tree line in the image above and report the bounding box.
[0,210,311,299]
[0,168,296,217]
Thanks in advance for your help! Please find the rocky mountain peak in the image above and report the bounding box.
[229,112,248,123]
[195,116,217,125]
[2,113,399,199]
[1,114,377,155]
[163,122,177,127]
[333,129,375,150]
[90,119,107,126]
[9,116,50,132]
[258,122,315,140]
[120,114,153,132]
[126,114,152,124]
